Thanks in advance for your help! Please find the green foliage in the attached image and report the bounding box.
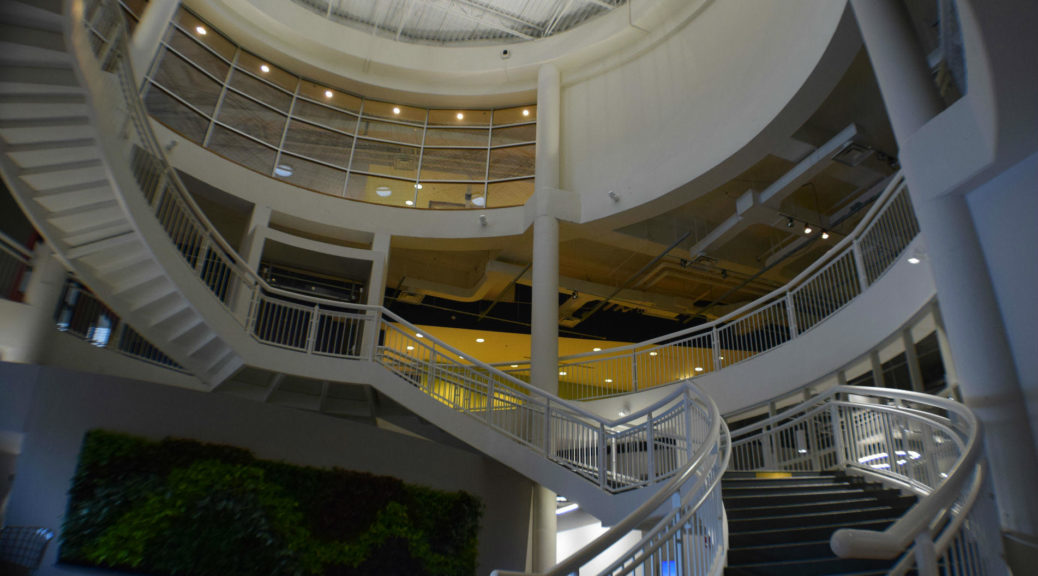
[60,430,483,576]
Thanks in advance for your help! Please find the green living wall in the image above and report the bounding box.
[59,430,483,576]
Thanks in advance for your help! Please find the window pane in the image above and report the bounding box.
[350,139,418,179]
[345,174,415,207]
[173,10,235,60]
[292,99,357,134]
[420,148,487,181]
[282,119,352,167]
[236,51,297,92]
[493,105,536,125]
[491,124,535,146]
[487,179,533,207]
[274,153,346,196]
[144,84,209,143]
[364,100,425,123]
[207,125,276,175]
[429,109,490,126]
[228,68,293,111]
[357,118,423,145]
[419,182,483,210]
[151,49,222,115]
[216,91,286,146]
[299,81,361,113]
[165,28,228,80]
[489,144,535,180]
[424,128,488,147]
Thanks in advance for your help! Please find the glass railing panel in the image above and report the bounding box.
[143,85,210,141]
[356,117,424,145]
[281,118,352,168]
[350,139,419,180]
[428,108,491,126]
[207,125,277,174]
[490,123,535,147]
[273,153,347,196]
[227,68,293,111]
[345,173,415,207]
[486,178,534,207]
[150,50,222,115]
[165,28,229,79]
[420,147,487,181]
[290,99,358,134]
[215,90,287,146]
[488,144,535,180]
[424,127,489,147]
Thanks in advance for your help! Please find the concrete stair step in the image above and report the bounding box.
[33,183,113,214]
[0,0,64,34]
[63,231,136,259]
[0,119,94,144]
[48,202,125,234]
[8,142,99,169]
[62,220,134,248]
[0,66,81,91]
[106,260,164,294]
[0,24,66,54]
[19,161,106,191]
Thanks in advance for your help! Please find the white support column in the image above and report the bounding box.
[851,0,1038,544]
[9,243,67,364]
[130,0,180,86]
[367,232,390,308]
[529,63,560,572]
[232,204,270,324]
[901,329,925,393]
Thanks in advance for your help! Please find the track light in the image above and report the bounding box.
[803,224,813,235]
[786,217,794,228]
[821,230,830,240]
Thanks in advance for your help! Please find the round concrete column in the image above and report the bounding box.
[10,243,67,364]
[529,63,560,572]
[131,0,180,85]
[851,0,1038,543]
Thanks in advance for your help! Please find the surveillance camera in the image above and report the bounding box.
[501,49,511,59]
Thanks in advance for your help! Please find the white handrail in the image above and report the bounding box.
[728,385,1003,575]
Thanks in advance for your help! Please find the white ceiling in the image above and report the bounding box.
[291,0,626,45]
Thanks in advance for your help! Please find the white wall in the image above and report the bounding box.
[0,363,531,576]
[966,150,1038,450]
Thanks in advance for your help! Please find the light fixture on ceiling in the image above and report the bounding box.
[559,371,567,376]
[405,200,414,206]
[414,183,423,190]
[393,106,401,114]
[649,351,658,356]
[274,164,293,177]
[821,230,830,240]
[593,347,602,352]
[908,257,921,264]
[260,64,270,73]
[510,364,519,368]
[605,378,613,383]
[324,90,333,99]
[406,345,414,351]
[695,366,704,372]
[786,217,794,228]
[718,355,724,360]
[375,186,392,197]
[804,224,813,235]
[456,112,464,120]
[472,195,486,207]
[415,333,423,338]
[475,338,485,343]
[195,25,207,35]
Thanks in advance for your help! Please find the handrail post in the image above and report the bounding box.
[913,530,939,576]
[785,292,799,339]
[632,354,639,392]
[852,238,870,291]
[711,326,721,369]
[646,412,656,484]
[684,391,695,461]
[486,378,495,423]
[305,304,320,354]
[543,398,552,457]
[598,423,608,490]
[830,402,846,468]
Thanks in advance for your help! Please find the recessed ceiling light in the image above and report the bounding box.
[415,333,423,338]
[393,106,401,114]
[274,164,293,177]
[908,257,921,264]
[324,90,333,98]
[695,366,704,372]
[414,183,423,190]
[593,347,602,352]
[405,200,414,206]
[375,186,392,197]
[510,364,519,368]
[522,109,530,117]
[260,64,270,73]
[459,355,464,359]
[605,378,613,383]
[195,26,207,35]
[559,371,567,376]
[649,351,658,356]
[456,112,464,120]
[406,345,414,351]
[475,338,485,343]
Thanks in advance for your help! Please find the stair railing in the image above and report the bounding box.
[492,174,920,400]
[728,386,1004,576]
[492,397,729,576]
[68,0,724,497]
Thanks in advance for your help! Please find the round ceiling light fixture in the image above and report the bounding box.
[274,164,293,177]
[471,195,486,207]
[375,186,392,197]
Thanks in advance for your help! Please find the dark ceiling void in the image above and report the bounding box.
[383,284,703,343]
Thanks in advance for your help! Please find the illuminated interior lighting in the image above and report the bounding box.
[618,410,627,417]
[406,345,414,351]
[456,112,464,120]
[510,364,519,368]
[649,351,658,356]
[908,257,921,264]
[195,26,207,35]
[556,503,579,516]
[260,64,270,73]
[415,333,423,338]
[375,186,392,197]
[393,107,401,114]
[324,90,333,98]
[556,496,567,502]
[459,355,464,359]
[718,355,724,360]
[858,453,888,464]
[472,196,486,207]
[821,230,830,240]
[274,164,293,177]
[414,183,423,190]
[940,472,948,478]
[604,379,613,383]
[522,109,530,117]
[871,463,891,469]
[798,449,808,454]
[405,200,414,206]
[593,347,602,352]
[804,224,813,235]
[559,371,567,376]
[475,338,485,343]
[694,367,704,372]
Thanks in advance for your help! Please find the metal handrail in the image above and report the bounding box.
[729,385,1001,575]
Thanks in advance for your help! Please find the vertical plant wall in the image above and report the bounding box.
[59,430,483,576]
